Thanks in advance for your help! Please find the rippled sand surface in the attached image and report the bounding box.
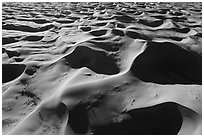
[2,2,202,135]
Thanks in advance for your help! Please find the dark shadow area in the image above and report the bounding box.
[2,37,19,45]
[55,19,75,24]
[137,19,164,27]
[169,11,183,16]
[68,104,89,134]
[80,26,91,32]
[168,36,183,41]
[2,24,55,32]
[56,102,67,118]
[115,15,135,23]
[97,16,114,21]
[2,64,26,83]
[169,17,187,22]
[130,41,202,84]
[89,29,108,36]
[91,22,107,27]
[194,32,202,37]
[170,27,190,33]
[25,67,36,76]
[3,49,21,58]
[13,57,24,62]
[125,30,151,40]
[63,46,120,75]
[17,18,51,24]
[67,16,80,21]
[21,35,44,41]
[111,29,125,36]
[93,102,182,135]
[116,23,126,28]
[151,15,166,20]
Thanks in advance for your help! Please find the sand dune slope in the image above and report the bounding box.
[2,2,202,135]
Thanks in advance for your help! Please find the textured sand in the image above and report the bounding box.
[2,2,202,135]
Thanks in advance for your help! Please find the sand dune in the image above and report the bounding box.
[2,2,202,135]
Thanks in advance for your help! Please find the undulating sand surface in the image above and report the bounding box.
[2,2,202,135]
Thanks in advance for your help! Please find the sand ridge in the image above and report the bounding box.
[2,2,202,135]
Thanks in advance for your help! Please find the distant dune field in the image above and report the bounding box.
[2,2,202,135]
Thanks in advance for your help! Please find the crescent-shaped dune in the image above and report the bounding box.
[2,2,202,135]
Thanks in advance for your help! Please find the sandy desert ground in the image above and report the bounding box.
[2,2,202,135]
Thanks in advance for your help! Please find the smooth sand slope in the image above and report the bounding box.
[2,2,202,135]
